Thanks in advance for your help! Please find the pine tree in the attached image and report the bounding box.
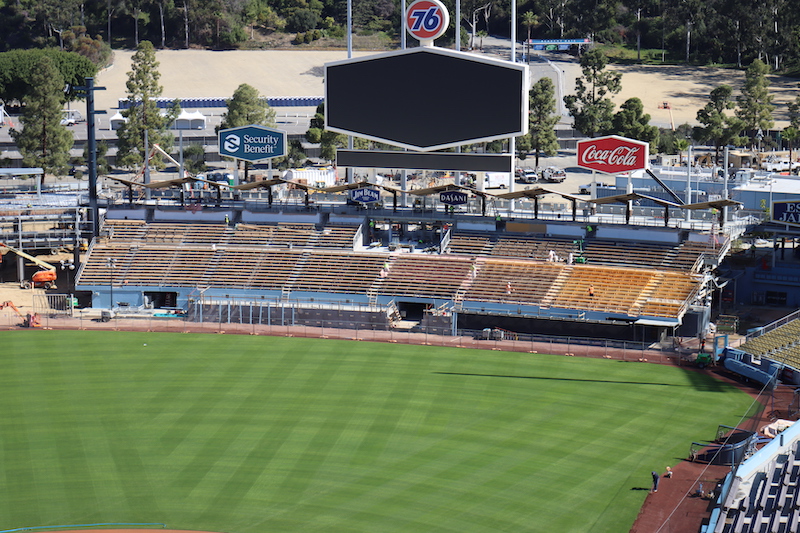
[219,83,276,179]
[219,83,276,129]
[735,59,775,145]
[526,76,560,167]
[611,97,659,149]
[563,48,622,138]
[115,41,176,169]
[694,85,744,161]
[10,56,73,177]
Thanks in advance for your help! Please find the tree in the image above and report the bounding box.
[305,103,346,163]
[182,143,207,174]
[10,56,73,177]
[219,83,276,130]
[694,85,744,161]
[116,41,175,169]
[783,126,799,170]
[219,83,276,180]
[526,76,560,167]
[674,137,690,165]
[787,86,800,130]
[521,11,538,62]
[0,49,96,104]
[611,97,659,149]
[564,48,622,138]
[735,59,774,146]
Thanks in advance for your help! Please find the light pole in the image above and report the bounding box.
[60,259,75,291]
[60,259,76,313]
[107,257,117,310]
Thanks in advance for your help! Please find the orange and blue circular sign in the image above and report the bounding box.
[406,0,449,42]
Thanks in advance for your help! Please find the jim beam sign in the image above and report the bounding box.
[772,200,800,227]
[576,135,649,174]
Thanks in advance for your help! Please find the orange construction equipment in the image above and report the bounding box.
[0,243,58,289]
[0,301,41,327]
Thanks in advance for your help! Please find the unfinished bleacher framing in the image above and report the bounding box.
[445,230,723,272]
[78,221,703,331]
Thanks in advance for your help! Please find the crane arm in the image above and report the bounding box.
[152,143,188,174]
[0,243,56,271]
[0,301,24,319]
[132,144,190,182]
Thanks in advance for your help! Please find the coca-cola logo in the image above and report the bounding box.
[576,135,648,174]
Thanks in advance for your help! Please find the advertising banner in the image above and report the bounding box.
[576,135,649,174]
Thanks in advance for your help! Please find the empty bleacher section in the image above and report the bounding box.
[288,252,387,294]
[446,231,712,272]
[376,255,474,300]
[202,248,301,290]
[446,233,494,255]
[227,223,315,247]
[552,266,657,315]
[314,225,360,249]
[491,235,574,261]
[704,422,800,533]
[104,221,336,249]
[637,272,700,318]
[463,259,562,306]
[80,221,705,336]
[739,319,800,370]
[671,239,725,271]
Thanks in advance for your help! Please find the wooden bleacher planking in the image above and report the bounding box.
[551,265,657,314]
[314,226,359,249]
[289,251,387,293]
[232,223,316,247]
[89,221,701,321]
[76,245,135,284]
[581,240,673,269]
[491,235,575,260]
[377,254,473,299]
[447,233,494,255]
[638,271,700,317]
[464,259,562,305]
[103,219,147,242]
[160,249,216,286]
[247,249,305,289]
[122,246,184,286]
[668,240,718,271]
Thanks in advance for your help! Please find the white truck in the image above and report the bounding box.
[761,158,800,172]
[484,172,512,189]
[283,167,339,188]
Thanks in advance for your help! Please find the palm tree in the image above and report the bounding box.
[783,126,800,173]
[522,12,538,63]
[675,138,690,165]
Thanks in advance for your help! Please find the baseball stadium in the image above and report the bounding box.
[2,44,800,533]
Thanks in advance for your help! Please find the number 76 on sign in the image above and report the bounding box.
[406,0,449,43]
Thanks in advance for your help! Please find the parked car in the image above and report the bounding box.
[579,181,610,194]
[516,168,539,183]
[540,166,567,183]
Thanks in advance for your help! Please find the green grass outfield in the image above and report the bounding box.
[1,330,754,532]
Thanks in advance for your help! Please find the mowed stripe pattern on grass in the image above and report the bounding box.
[1,331,752,532]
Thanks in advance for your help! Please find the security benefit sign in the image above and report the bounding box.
[772,200,800,227]
[218,125,287,162]
[350,187,381,203]
[440,190,468,206]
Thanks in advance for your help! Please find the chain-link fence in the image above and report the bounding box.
[1,308,685,364]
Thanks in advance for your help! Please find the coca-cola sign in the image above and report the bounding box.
[576,135,649,174]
